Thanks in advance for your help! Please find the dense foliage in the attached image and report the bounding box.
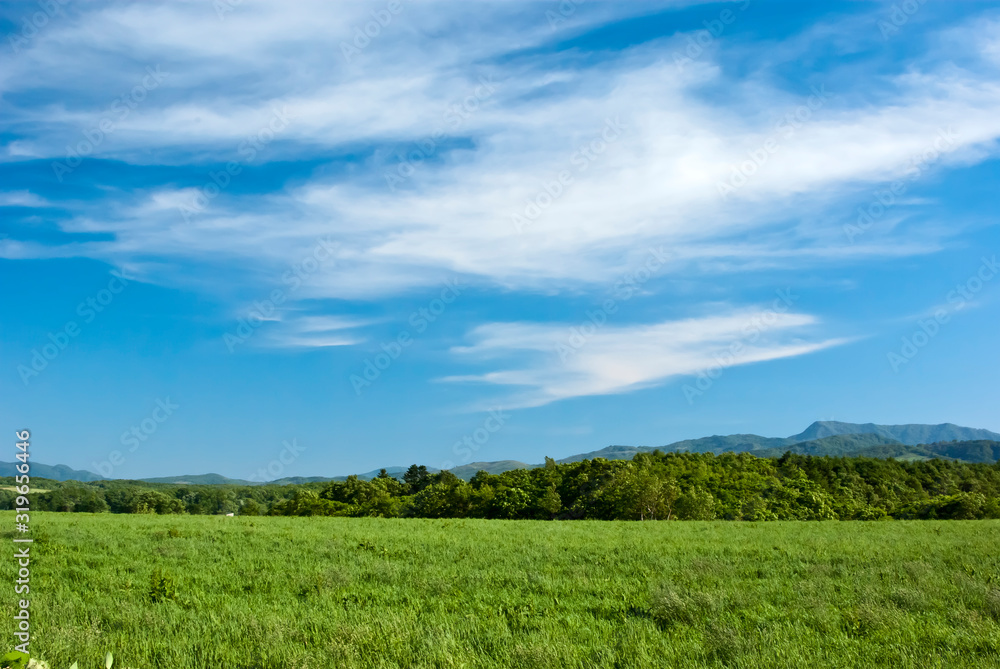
[10,451,1000,520]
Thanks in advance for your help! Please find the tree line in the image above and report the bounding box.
[8,451,1000,520]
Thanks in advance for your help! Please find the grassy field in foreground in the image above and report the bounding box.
[2,514,999,668]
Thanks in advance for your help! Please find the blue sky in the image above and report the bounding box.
[1,0,999,480]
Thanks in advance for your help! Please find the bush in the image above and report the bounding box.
[675,487,716,520]
[149,568,177,603]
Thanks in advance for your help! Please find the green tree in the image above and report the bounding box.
[240,499,262,516]
[535,484,562,519]
[403,465,432,493]
[675,486,716,520]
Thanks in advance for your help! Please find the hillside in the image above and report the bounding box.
[20,448,1000,523]
[448,460,531,479]
[661,434,793,454]
[752,434,905,458]
[556,445,654,464]
[14,421,1000,484]
[788,421,1000,445]
[140,473,255,485]
[0,461,102,482]
[921,440,1000,463]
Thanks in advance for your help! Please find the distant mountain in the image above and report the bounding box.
[920,440,1000,464]
[660,434,792,454]
[8,422,998,486]
[546,432,943,464]
[556,445,653,464]
[139,466,445,486]
[753,434,904,458]
[445,422,1000,478]
[448,460,531,479]
[140,473,255,485]
[788,421,1000,445]
[848,444,943,461]
[756,438,1000,464]
[0,461,102,482]
[268,476,338,485]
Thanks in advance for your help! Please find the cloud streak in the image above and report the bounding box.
[444,310,848,408]
[3,5,998,301]
[2,1,998,406]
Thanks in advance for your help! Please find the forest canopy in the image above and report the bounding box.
[11,451,1000,521]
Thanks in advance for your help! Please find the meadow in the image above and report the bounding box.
[2,513,999,668]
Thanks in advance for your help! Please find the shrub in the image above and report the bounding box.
[149,568,176,603]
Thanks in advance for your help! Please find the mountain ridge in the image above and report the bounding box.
[789,420,1000,444]
[8,421,999,484]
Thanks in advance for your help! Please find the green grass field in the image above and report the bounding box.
[3,513,999,668]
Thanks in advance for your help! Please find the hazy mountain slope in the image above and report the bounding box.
[546,425,1000,467]
[753,439,1000,464]
[556,445,656,464]
[0,461,102,482]
[789,421,1000,445]
[11,422,999,485]
[662,434,793,454]
[753,434,904,458]
[448,461,532,480]
[922,440,1000,463]
[267,476,337,485]
[140,473,255,485]
[849,444,944,461]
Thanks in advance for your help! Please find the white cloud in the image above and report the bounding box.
[2,1,998,403]
[0,191,48,207]
[9,13,995,297]
[444,310,849,408]
[258,314,373,349]
[17,48,997,300]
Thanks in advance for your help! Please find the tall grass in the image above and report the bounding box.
[2,513,998,668]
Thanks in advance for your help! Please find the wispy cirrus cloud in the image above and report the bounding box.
[5,7,999,294]
[241,314,374,350]
[443,311,849,409]
[1,0,998,402]
[0,190,48,207]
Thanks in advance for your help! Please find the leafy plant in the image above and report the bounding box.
[148,569,176,603]
[1,650,28,669]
